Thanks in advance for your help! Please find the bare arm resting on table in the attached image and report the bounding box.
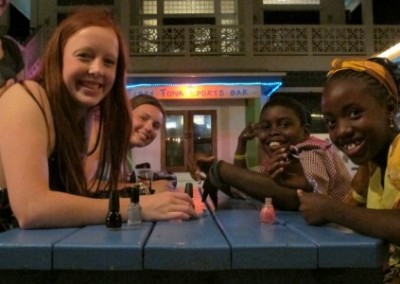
[217,161,299,210]
[298,190,400,245]
[192,158,300,211]
[0,82,113,228]
[1,83,196,229]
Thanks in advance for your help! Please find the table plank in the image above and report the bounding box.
[277,211,388,268]
[0,187,387,284]
[53,223,153,271]
[0,228,78,270]
[144,185,230,271]
[213,209,317,269]
[145,211,230,271]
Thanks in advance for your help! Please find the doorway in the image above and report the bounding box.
[162,110,217,172]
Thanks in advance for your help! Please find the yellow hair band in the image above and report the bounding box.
[327,58,398,97]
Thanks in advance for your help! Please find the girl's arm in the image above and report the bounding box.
[298,191,400,245]
[0,82,111,228]
[0,82,197,228]
[233,123,258,168]
[217,161,300,210]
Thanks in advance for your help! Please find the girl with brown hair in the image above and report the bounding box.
[0,7,195,231]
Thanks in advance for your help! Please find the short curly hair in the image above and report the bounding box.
[261,96,309,126]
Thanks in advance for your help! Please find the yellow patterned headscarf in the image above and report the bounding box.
[327,58,398,98]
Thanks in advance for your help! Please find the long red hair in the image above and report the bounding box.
[38,7,131,195]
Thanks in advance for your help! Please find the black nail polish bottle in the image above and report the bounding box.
[185,182,193,198]
[106,190,122,229]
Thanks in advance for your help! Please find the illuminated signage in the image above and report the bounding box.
[128,84,261,99]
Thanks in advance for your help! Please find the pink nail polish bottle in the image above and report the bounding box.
[260,197,275,224]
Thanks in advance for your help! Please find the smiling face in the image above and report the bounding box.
[258,105,308,157]
[130,104,164,148]
[62,26,119,113]
[322,78,395,166]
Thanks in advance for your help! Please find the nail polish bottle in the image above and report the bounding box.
[129,169,137,183]
[127,187,142,226]
[260,197,275,224]
[185,182,193,198]
[106,190,122,229]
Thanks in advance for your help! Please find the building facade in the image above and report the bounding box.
[7,0,400,173]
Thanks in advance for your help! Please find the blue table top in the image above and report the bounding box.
[0,188,388,272]
[0,227,78,270]
[145,211,230,271]
[213,209,317,269]
[276,211,389,268]
[53,223,154,271]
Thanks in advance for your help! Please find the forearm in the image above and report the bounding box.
[87,177,132,192]
[218,161,299,210]
[233,139,248,168]
[325,201,400,245]
[14,191,129,229]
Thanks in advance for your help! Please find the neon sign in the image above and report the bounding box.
[127,82,282,100]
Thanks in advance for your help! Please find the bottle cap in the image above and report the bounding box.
[265,197,272,204]
[185,182,193,198]
[129,170,137,183]
[127,186,134,202]
[131,187,140,203]
[109,190,120,211]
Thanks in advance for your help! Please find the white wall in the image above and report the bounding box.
[131,135,162,171]
[218,104,246,163]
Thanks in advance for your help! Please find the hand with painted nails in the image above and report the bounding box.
[265,146,313,191]
[188,153,221,208]
[188,152,215,182]
[297,189,331,225]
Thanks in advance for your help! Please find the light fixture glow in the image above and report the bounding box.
[377,42,400,60]
[127,82,282,89]
[264,83,282,97]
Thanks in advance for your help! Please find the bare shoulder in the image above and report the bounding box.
[0,81,54,143]
[0,80,51,116]
[4,80,47,99]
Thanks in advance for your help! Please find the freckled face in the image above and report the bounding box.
[258,105,308,157]
[130,104,164,148]
[322,78,393,165]
[62,26,119,112]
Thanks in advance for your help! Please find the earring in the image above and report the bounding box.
[390,118,395,129]
[395,112,400,129]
